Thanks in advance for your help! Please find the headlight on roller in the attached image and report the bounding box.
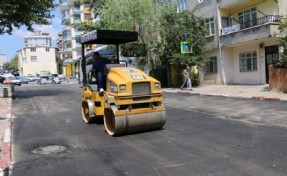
[154,83,161,90]
[119,85,126,92]
[110,81,118,93]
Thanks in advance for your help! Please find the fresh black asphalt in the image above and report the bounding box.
[10,84,287,176]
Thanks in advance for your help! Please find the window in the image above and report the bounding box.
[238,7,257,29]
[30,48,36,52]
[240,51,257,72]
[84,1,90,8]
[46,48,50,52]
[205,57,217,73]
[23,58,27,64]
[31,56,37,62]
[76,36,81,44]
[74,2,80,9]
[85,13,91,20]
[73,14,80,19]
[205,18,214,36]
[177,0,187,12]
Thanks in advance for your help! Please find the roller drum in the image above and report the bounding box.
[104,106,166,136]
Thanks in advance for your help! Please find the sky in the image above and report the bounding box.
[0,1,63,61]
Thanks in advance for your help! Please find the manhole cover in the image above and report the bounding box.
[31,145,67,155]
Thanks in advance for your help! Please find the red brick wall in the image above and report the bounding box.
[269,65,287,93]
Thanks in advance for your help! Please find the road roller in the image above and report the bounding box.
[80,30,166,136]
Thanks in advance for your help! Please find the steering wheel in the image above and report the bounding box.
[87,69,97,84]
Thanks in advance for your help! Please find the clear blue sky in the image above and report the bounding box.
[0,1,63,61]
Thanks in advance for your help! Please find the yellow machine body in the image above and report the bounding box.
[81,66,166,136]
[80,29,166,136]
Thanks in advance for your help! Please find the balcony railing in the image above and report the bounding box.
[222,15,282,35]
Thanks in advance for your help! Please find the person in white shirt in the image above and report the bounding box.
[180,66,192,90]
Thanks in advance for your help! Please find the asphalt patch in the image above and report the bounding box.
[31,145,67,155]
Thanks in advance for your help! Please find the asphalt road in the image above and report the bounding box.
[10,84,287,176]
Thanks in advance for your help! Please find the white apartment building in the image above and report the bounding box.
[187,0,287,85]
[18,32,58,76]
[0,53,7,70]
[59,0,95,76]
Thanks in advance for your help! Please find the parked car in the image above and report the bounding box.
[37,76,61,85]
[27,74,38,82]
[16,76,29,84]
[51,74,59,78]
[4,76,21,86]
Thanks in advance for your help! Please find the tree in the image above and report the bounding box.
[3,55,18,70]
[56,56,63,74]
[156,8,207,86]
[96,0,163,68]
[0,0,57,35]
[277,18,287,68]
[78,0,207,86]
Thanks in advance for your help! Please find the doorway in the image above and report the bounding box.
[265,45,279,84]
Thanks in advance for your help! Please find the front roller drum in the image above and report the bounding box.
[104,106,166,136]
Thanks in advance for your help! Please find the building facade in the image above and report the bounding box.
[18,33,58,76]
[190,0,287,85]
[0,53,7,70]
[59,0,96,77]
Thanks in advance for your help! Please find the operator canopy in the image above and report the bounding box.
[80,30,138,45]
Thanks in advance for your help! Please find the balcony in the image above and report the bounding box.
[60,0,68,11]
[218,0,256,9]
[76,43,81,49]
[73,8,81,14]
[61,14,70,25]
[62,35,71,43]
[62,26,71,32]
[73,18,81,24]
[220,15,283,46]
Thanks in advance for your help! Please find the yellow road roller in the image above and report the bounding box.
[80,30,166,136]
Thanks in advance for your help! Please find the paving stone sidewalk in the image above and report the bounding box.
[0,97,12,176]
[163,84,287,101]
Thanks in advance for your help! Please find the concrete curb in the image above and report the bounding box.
[0,99,12,176]
[165,90,287,102]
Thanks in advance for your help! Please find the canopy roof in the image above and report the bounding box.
[80,30,138,45]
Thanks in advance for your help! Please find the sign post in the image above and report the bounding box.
[181,42,192,54]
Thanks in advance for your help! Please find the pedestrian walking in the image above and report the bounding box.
[180,66,192,90]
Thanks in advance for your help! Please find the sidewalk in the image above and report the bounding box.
[163,84,287,101]
[0,97,12,176]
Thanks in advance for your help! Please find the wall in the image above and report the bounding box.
[0,54,6,69]
[278,0,287,16]
[203,49,222,84]
[222,47,234,84]
[232,43,262,84]
[19,47,57,76]
[269,65,287,93]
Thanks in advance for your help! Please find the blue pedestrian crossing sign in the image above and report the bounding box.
[181,42,192,54]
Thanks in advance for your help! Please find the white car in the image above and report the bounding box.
[37,76,61,85]
[27,74,38,82]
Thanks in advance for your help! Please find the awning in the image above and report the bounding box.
[63,58,74,65]
[80,30,138,45]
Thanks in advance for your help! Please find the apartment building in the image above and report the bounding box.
[18,32,58,76]
[0,53,7,70]
[59,0,96,77]
[189,0,287,85]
